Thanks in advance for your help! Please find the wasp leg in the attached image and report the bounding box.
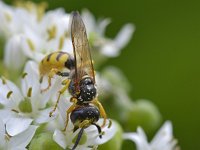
[63,99,78,131]
[41,69,70,93]
[41,68,59,92]
[56,72,70,77]
[71,128,84,150]
[91,99,107,127]
[92,123,102,138]
[49,79,70,117]
[79,120,90,128]
[61,79,69,85]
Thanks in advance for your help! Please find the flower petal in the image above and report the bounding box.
[101,24,135,57]
[21,61,40,98]
[150,121,177,150]
[114,23,135,50]
[81,9,96,34]
[97,18,111,36]
[86,119,117,145]
[6,116,33,136]
[0,77,23,108]
[4,34,27,70]
[34,108,57,124]
[123,127,150,150]
[0,118,6,148]
[9,125,38,149]
[0,109,14,123]
[53,129,67,149]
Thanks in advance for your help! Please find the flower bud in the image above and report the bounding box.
[125,99,162,133]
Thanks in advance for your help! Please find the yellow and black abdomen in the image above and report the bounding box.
[39,51,74,76]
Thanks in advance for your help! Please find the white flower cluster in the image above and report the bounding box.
[0,1,178,150]
[0,1,135,71]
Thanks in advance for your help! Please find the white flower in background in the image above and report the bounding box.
[0,118,37,150]
[4,34,27,71]
[123,121,178,150]
[1,1,134,71]
[96,66,133,110]
[3,7,72,68]
[82,9,135,57]
[53,97,118,150]
[0,1,39,38]
[20,8,72,63]
[0,61,58,126]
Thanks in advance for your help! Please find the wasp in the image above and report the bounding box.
[39,11,107,149]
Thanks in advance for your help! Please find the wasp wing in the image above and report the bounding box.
[71,11,95,91]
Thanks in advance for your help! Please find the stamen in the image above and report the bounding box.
[36,2,48,21]
[22,72,28,79]
[4,12,12,22]
[58,35,65,50]
[27,87,32,97]
[5,133,11,142]
[47,25,57,40]
[27,38,35,51]
[14,1,47,21]
[1,77,7,84]
[108,119,112,128]
[6,91,13,99]
[92,123,102,138]
[11,109,19,113]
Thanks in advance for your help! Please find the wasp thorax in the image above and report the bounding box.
[68,77,97,103]
[78,77,97,102]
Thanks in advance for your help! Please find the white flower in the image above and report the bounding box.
[0,1,38,38]
[96,66,133,112]
[20,8,72,62]
[123,121,178,150]
[0,1,71,66]
[0,61,58,125]
[4,34,27,71]
[82,9,135,57]
[52,96,118,149]
[1,1,134,71]
[0,118,38,150]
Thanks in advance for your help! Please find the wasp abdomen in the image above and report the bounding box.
[70,106,100,125]
[39,51,74,76]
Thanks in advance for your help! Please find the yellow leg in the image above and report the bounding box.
[49,79,70,117]
[63,100,77,131]
[62,79,69,85]
[79,120,90,128]
[91,99,107,127]
[41,68,60,92]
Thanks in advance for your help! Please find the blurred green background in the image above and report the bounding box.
[4,0,200,149]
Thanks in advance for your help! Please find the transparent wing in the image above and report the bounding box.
[71,11,95,91]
